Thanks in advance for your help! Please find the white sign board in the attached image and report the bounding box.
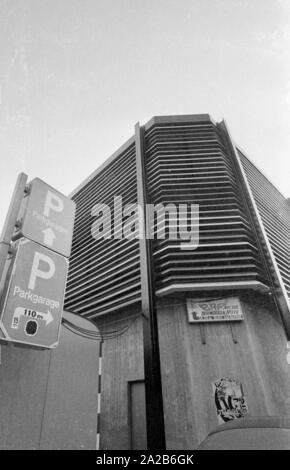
[20,178,75,257]
[0,238,68,349]
[187,297,244,323]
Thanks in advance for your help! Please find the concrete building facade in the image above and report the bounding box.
[0,114,289,450]
[65,114,290,449]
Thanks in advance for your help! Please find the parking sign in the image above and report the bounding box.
[0,238,68,349]
[20,178,76,257]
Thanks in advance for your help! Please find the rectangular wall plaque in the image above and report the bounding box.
[187,297,244,323]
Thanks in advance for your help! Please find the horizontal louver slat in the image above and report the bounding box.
[64,116,273,319]
[239,150,290,301]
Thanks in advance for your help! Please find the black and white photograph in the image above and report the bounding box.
[0,0,289,458]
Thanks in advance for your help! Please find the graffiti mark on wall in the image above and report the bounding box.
[212,377,248,424]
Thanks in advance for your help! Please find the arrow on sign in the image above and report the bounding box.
[193,305,204,319]
[11,307,54,329]
[41,310,53,325]
[42,227,56,246]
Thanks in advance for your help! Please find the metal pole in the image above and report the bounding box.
[0,173,28,294]
[96,339,103,450]
[135,123,166,450]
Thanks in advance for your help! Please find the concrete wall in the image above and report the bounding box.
[99,292,290,450]
[158,292,290,449]
[1,292,289,450]
[0,312,100,450]
[100,309,144,450]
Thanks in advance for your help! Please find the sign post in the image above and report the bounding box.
[0,174,76,349]
[0,173,28,291]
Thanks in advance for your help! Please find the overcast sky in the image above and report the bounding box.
[0,0,289,230]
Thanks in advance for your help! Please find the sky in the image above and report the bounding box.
[0,0,290,231]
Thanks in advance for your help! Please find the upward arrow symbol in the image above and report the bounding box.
[45,310,53,325]
[42,227,56,246]
[193,305,204,319]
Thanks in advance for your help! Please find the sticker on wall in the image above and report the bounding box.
[212,377,248,424]
[187,297,244,323]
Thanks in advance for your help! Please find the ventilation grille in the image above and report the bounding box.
[145,120,270,294]
[64,115,273,318]
[64,142,141,318]
[239,150,290,300]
